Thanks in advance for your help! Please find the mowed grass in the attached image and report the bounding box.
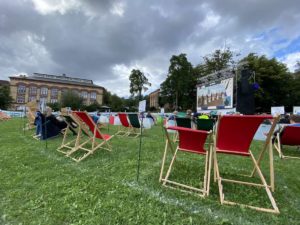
[0,119,300,225]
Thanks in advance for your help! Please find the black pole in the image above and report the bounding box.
[136,116,143,182]
[23,106,26,135]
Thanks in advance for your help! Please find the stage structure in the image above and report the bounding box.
[197,69,235,113]
[197,64,256,115]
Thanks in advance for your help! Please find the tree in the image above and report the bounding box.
[103,89,112,106]
[160,53,195,110]
[47,102,61,112]
[61,90,84,110]
[194,48,236,78]
[240,53,293,112]
[0,85,13,110]
[129,69,151,100]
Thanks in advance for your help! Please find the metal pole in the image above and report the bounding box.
[136,116,143,182]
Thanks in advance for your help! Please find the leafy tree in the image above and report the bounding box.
[129,69,151,100]
[83,102,101,112]
[110,94,124,112]
[46,102,61,112]
[0,85,13,109]
[194,48,236,78]
[240,53,293,112]
[160,53,195,110]
[103,89,112,106]
[61,90,84,110]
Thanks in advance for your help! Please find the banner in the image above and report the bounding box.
[197,77,234,111]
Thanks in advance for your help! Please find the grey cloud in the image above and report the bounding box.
[0,0,299,96]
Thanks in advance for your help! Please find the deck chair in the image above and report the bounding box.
[173,117,192,141]
[196,118,215,132]
[160,126,213,197]
[25,100,38,130]
[57,114,91,155]
[213,115,280,213]
[116,113,132,136]
[65,111,113,162]
[127,113,142,138]
[274,125,300,159]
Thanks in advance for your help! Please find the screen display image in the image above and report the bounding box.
[197,78,233,110]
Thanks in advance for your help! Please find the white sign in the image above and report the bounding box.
[271,106,285,116]
[138,100,146,113]
[160,108,165,114]
[293,106,300,115]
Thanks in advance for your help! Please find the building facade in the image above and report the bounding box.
[9,73,105,109]
[149,89,160,109]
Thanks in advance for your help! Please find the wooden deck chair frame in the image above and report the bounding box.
[127,113,142,138]
[213,115,280,214]
[24,100,38,130]
[0,111,11,121]
[57,114,91,155]
[115,113,133,136]
[159,126,213,197]
[274,126,300,159]
[65,111,113,162]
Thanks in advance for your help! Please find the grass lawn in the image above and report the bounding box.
[0,118,300,225]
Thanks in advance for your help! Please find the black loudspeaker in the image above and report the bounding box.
[237,69,255,115]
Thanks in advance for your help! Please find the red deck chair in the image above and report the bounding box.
[159,126,213,197]
[115,113,132,136]
[65,111,113,162]
[213,115,280,213]
[274,125,300,159]
[57,113,91,155]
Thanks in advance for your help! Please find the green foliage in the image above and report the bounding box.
[103,89,112,106]
[0,85,13,110]
[46,102,61,112]
[61,90,84,110]
[160,54,195,110]
[129,69,151,100]
[195,48,236,78]
[83,102,101,112]
[240,53,293,112]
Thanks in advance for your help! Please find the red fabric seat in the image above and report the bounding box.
[118,113,130,127]
[167,126,209,154]
[73,111,111,140]
[280,126,300,146]
[216,115,273,156]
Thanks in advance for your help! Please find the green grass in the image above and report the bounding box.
[0,118,300,225]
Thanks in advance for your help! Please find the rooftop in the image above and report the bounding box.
[10,73,103,89]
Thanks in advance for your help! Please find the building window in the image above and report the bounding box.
[40,87,48,96]
[51,88,58,97]
[17,85,26,94]
[50,99,58,103]
[80,91,88,99]
[29,86,37,95]
[39,97,47,104]
[28,96,36,102]
[17,96,25,103]
[90,92,97,99]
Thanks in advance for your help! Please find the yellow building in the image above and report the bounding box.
[9,73,105,109]
[149,89,160,109]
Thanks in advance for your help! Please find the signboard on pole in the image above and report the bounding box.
[138,100,146,113]
[271,106,285,116]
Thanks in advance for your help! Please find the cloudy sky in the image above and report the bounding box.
[1,0,300,97]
